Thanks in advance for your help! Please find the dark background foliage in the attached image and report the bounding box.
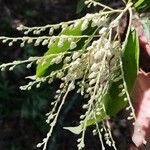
[0,0,134,150]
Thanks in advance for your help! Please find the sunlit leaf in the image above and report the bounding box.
[134,0,145,8]
[134,0,150,12]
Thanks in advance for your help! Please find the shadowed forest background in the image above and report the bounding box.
[0,0,136,150]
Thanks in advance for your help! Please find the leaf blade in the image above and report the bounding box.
[104,30,139,116]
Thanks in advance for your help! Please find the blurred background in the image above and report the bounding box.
[0,0,134,150]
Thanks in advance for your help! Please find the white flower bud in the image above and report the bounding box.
[62,23,68,31]
[33,30,37,34]
[113,41,120,48]
[96,112,100,115]
[56,72,64,78]
[81,19,89,31]
[2,39,7,43]
[20,42,25,47]
[48,78,53,84]
[27,38,33,44]
[64,56,71,64]
[37,30,41,34]
[58,38,65,48]
[37,143,43,148]
[9,42,13,46]
[86,87,92,93]
[17,25,24,31]
[87,46,92,51]
[69,82,75,91]
[71,60,80,69]
[34,38,42,46]
[56,90,61,93]
[127,116,133,120]
[92,40,98,47]
[94,50,104,60]
[48,40,54,48]
[118,91,125,97]
[80,115,85,119]
[68,37,74,42]
[72,52,80,60]
[27,86,31,90]
[113,75,122,82]
[91,18,98,27]
[27,63,32,68]
[1,68,5,71]
[70,42,77,50]
[77,138,81,143]
[93,129,97,135]
[49,27,54,35]
[42,39,49,46]
[60,83,64,89]
[84,0,89,5]
[74,21,81,27]
[36,83,41,88]
[89,79,96,85]
[9,66,14,71]
[118,84,123,89]
[90,63,99,72]
[99,27,107,34]
[104,41,111,50]
[24,31,29,35]
[96,108,101,112]
[124,98,128,101]
[54,25,60,29]
[84,94,89,99]
[82,104,88,109]
[88,72,97,79]
[51,55,63,64]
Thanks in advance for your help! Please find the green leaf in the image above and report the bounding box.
[134,0,145,8]
[122,30,139,93]
[64,126,82,134]
[104,30,139,116]
[87,30,139,121]
[76,0,86,14]
[103,77,127,116]
[134,0,150,12]
[36,22,83,77]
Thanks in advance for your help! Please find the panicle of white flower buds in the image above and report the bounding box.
[0,5,130,150]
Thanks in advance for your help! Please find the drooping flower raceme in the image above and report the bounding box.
[0,1,141,150]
